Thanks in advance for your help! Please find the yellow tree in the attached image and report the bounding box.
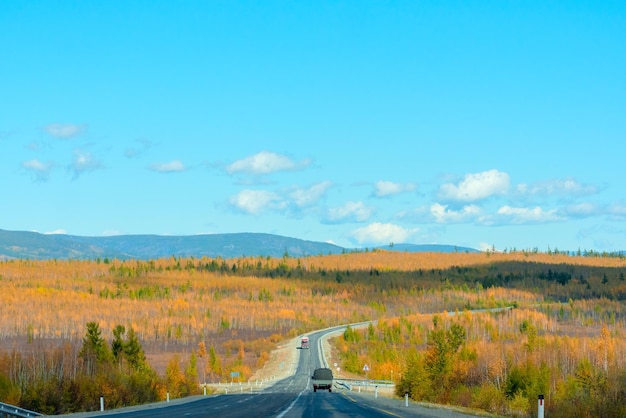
[596,324,614,373]
[197,341,207,384]
[165,355,185,398]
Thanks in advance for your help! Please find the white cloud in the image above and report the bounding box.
[564,202,599,217]
[226,151,309,175]
[395,206,430,223]
[44,229,67,235]
[517,178,598,196]
[45,123,85,139]
[102,230,123,236]
[327,201,373,223]
[374,181,416,197]
[148,160,186,173]
[125,139,153,158]
[27,141,45,152]
[229,189,283,215]
[430,203,481,223]
[608,203,626,219]
[439,169,509,202]
[22,159,54,181]
[70,149,102,178]
[289,181,332,207]
[479,242,498,252]
[22,159,50,171]
[349,222,418,245]
[490,205,564,224]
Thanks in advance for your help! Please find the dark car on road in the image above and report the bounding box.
[312,368,333,392]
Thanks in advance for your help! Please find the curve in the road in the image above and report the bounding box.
[52,318,497,418]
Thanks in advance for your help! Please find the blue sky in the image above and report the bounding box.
[1,1,625,252]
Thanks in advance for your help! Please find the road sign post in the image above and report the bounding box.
[230,371,240,384]
[363,364,369,390]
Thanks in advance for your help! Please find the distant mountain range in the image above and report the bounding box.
[0,229,478,260]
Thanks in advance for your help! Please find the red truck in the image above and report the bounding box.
[300,336,309,349]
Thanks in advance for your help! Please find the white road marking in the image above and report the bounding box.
[276,388,306,418]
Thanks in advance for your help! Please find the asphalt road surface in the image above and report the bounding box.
[54,326,479,418]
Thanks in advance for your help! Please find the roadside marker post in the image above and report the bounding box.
[538,394,544,418]
[363,365,369,391]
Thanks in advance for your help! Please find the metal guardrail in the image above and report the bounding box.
[0,401,42,417]
[336,378,394,386]
[334,378,394,392]
[334,380,352,390]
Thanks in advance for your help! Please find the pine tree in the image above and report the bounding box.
[79,322,111,376]
[111,325,126,366]
[124,328,147,372]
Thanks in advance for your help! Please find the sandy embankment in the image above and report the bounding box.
[203,335,302,392]
[248,335,302,383]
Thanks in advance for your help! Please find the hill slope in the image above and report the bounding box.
[0,229,478,260]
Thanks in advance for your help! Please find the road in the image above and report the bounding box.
[54,325,480,418]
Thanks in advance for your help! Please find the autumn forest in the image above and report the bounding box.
[0,250,625,417]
